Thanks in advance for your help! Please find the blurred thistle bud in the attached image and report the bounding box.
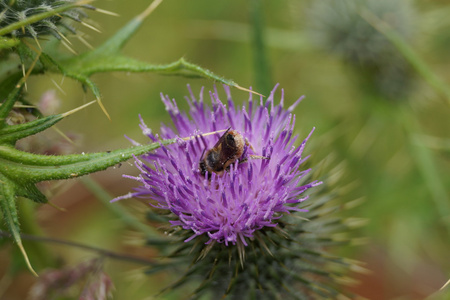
[115,85,360,298]
[80,271,114,300]
[10,90,80,155]
[0,0,93,40]
[37,89,61,116]
[308,0,417,100]
[28,258,114,300]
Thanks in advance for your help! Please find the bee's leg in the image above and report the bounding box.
[249,155,269,160]
[244,138,256,152]
[243,139,270,159]
[238,139,269,166]
[200,147,206,160]
[238,157,248,164]
[238,155,269,166]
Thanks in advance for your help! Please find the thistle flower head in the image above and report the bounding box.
[118,86,358,298]
[118,85,321,248]
[308,0,417,99]
[308,0,415,66]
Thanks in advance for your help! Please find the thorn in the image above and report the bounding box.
[32,35,42,50]
[92,7,120,17]
[17,49,41,89]
[441,278,450,291]
[20,64,27,91]
[95,97,111,121]
[237,241,245,269]
[80,21,101,33]
[61,40,77,55]
[181,129,227,141]
[61,100,96,117]
[137,0,164,21]
[47,201,67,212]
[52,126,76,145]
[10,104,35,109]
[76,33,94,50]
[17,241,38,277]
[21,39,40,53]
[50,78,67,95]
[55,28,73,46]
[235,84,264,98]
[0,9,7,21]
[19,39,42,91]
[76,0,96,5]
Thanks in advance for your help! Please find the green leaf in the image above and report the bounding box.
[0,1,256,277]
[0,114,63,144]
[0,77,166,274]
[37,3,259,118]
[0,78,24,129]
[0,97,224,272]
[0,72,22,102]
[0,47,41,129]
[0,174,38,276]
[0,137,177,184]
[0,93,207,273]
[0,123,205,277]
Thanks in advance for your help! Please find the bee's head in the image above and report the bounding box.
[225,132,236,147]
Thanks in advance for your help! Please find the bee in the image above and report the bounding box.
[199,128,267,177]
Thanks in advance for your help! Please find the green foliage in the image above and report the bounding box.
[0,76,178,274]
[0,0,447,298]
[0,1,251,276]
[38,7,253,117]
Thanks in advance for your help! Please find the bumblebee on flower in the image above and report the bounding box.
[116,84,321,248]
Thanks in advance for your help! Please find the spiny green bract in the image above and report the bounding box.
[140,160,361,299]
[0,0,89,39]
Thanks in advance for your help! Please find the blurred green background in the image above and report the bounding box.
[1,0,449,299]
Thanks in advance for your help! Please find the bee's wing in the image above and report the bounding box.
[212,127,231,149]
[199,147,206,160]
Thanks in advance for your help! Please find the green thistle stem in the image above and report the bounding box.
[250,0,272,96]
[398,105,450,233]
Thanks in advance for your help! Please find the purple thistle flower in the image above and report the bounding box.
[116,85,321,247]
